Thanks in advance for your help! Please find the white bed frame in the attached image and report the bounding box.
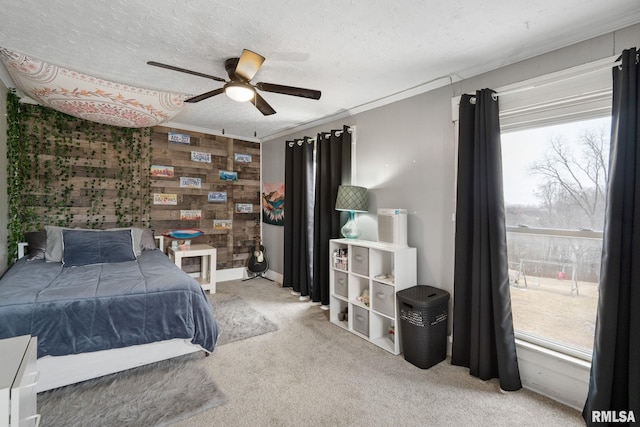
[37,339,203,392]
[17,235,206,393]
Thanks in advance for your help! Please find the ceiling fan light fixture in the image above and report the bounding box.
[148,49,321,116]
[224,82,255,102]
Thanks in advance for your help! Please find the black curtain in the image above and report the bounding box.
[583,48,640,425]
[283,126,351,305]
[283,139,314,294]
[451,89,522,392]
[311,126,351,305]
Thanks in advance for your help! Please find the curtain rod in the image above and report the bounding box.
[287,139,314,147]
[286,126,352,146]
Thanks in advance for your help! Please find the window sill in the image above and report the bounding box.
[515,338,591,369]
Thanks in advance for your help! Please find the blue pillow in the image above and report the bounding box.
[62,229,137,267]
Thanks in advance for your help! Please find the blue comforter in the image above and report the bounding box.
[0,250,218,358]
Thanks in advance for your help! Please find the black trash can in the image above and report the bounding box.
[397,285,449,369]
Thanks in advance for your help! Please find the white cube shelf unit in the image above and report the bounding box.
[329,238,417,355]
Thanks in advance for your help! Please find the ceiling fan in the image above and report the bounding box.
[147,49,321,116]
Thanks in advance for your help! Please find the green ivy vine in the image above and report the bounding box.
[6,91,153,264]
[6,91,34,264]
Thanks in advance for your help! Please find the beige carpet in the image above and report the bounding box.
[175,278,584,427]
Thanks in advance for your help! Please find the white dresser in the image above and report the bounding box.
[0,336,39,427]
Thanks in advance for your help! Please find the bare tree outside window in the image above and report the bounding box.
[528,126,609,230]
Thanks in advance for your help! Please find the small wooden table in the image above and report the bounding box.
[168,244,216,293]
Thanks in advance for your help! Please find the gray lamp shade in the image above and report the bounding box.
[335,185,368,212]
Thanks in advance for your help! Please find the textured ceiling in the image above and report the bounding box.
[0,0,639,141]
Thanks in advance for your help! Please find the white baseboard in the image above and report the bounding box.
[216,267,245,282]
[213,268,283,284]
[265,270,283,284]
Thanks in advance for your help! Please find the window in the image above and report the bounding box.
[497,57,615,359]
[501,117,609,358]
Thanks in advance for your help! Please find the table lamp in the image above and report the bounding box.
[335,185,368,239]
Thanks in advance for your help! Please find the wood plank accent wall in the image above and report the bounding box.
[17,113,152,231]
[149,126,261,271]
[13,102,260,272]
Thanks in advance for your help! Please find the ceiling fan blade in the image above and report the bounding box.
[253,93,276,116]
[147,61,227,83]
[234,49,265,82]
[255,82,321,100]
[184,88,225,103]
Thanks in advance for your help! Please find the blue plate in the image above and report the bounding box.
[165,229,204,239]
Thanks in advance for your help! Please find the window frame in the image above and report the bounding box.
[451,56,616,360]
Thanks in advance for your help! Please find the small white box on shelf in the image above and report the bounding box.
[377,208,408,246]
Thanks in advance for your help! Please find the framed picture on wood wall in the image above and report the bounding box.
[168,132,190,144]
[150,165,174,177]
[180,177,202,188]
[234,153,252,163]
[180,210,202,220]
[191,151,211,163]
[235,203,253,213]
[208,191,227,202]
[213,219,232,230]
[153,193,177,205]
[219,170,238,181]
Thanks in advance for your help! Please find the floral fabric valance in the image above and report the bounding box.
[0,47,186,128]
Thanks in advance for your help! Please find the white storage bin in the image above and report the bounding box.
[372,281,395,317]
[351,246,369,276]
[352,305,369,337]
[334,271,348,297]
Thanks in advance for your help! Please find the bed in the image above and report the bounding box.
[0,227,218,392]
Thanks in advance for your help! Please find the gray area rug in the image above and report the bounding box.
[38,352,225,427]
[210,295,279,346]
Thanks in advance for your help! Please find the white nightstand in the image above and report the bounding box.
[168,244,217,293]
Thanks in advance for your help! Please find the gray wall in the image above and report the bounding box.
[0,80,7,276]
[261,23,640,298]
[260,139,288,277]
